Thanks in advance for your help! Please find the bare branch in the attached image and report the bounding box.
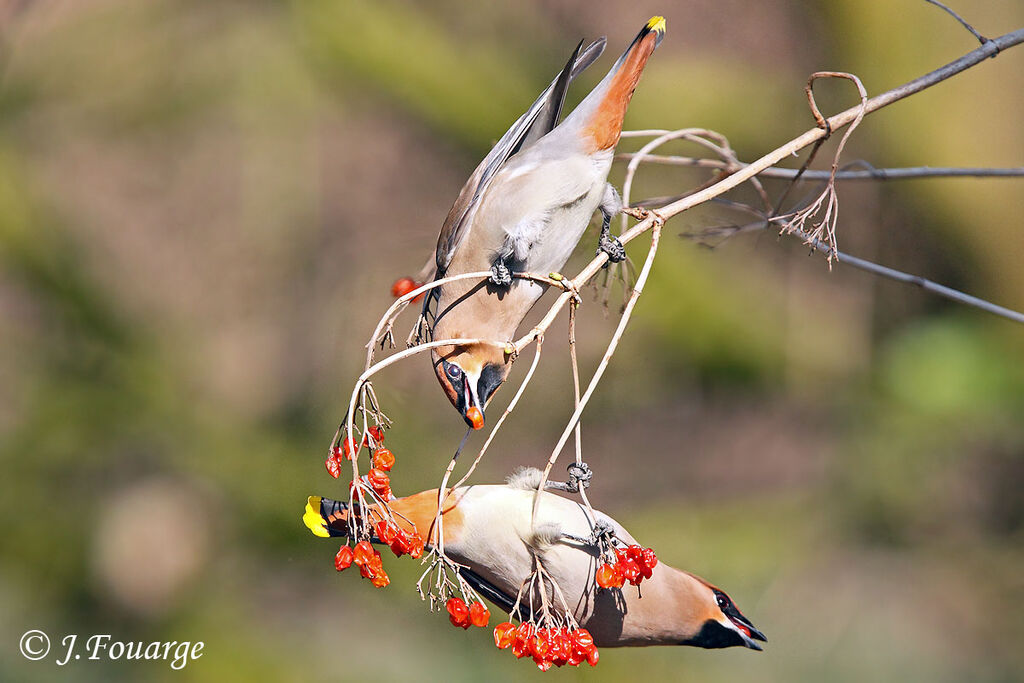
[615,153,1024,181]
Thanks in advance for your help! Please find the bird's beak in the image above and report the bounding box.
[462,374,484,430]
[723,614,767,650]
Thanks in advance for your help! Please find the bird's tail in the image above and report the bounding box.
[569,16,666,152]
[302,495,351,538]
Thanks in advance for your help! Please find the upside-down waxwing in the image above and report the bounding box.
[303,467,766,650]
[425,18,666,429]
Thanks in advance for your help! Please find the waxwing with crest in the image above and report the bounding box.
[415,18,667,429]
[303,467,766,651]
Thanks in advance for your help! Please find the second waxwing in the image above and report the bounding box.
[304,467,766,651]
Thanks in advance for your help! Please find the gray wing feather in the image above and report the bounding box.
[434,37,607,273]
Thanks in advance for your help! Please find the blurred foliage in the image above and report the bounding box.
[0,1,1022,682]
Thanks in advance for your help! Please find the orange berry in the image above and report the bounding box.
[370,570,390,588]
[374,520,398,546]
[493,622,515,649]
[324,455,341,479]
[390,277,424,302]
[407,532,424,559]
[334,545,354,571]
[353,540,374,567]
[469,601,490,627]
[372,448,395,471]
[572,628,594,654]
[595,563,618,589]
[367,468,390,495]
[466,406,484,430]
[446,597,469,628]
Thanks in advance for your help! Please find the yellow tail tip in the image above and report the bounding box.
[303,496,330,538]
[647,16,666,33]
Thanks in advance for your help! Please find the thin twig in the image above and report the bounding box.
[615,153,1024,180]
[924,0,988,44]
[532,221,664,521]
[682,216,1024,325]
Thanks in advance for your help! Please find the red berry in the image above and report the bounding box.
[375,520,398,545]
[512,638,530,659]
[390,277,424,302]
[595,563,618,589]
[370,569,390,588]
[627,545,644,563]
[367,425,384,444]
[446,597,469,628]
[372,448,395,471]
[641,547,658,569]
[389,530,410,557]
[469,601,490,628]
[334,545,354,571]
[587,647,600,666]
[529,633,550,660]
[572,628,594,653]
[353,540,374,567]
[407,532,425,559]
[324,455,341,479]
[551,632,571,665]
[493,622,515,649]
[621,559,641,584]
[367,468,390,495]
[612,562,626,587]
[334,436,358,461]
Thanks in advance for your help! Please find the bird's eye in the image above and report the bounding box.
[716,593,729,609]
[446,364,463,380]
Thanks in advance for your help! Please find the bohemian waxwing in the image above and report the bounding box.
[424,18,666,429]
[304,467,766,650]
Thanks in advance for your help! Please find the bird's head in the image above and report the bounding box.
[683,577,767,651]
[431,343,509,430]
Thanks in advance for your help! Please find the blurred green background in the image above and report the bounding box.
[1,1,1022,681]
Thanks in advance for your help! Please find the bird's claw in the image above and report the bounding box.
[489,261,512,287]
[598,234,627,263]
[544,462,593,494]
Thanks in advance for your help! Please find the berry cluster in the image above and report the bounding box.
[373,519,424,560]
[595,544,658,589]
[390,276,425,302]
[325,426,396,501]
[493,622,599,670]
[333,540,390,588]
[445,598,491,629]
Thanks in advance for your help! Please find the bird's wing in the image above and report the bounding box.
[434,37,606,274]
[461,567,517,614]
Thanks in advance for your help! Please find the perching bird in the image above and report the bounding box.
[427,18,666,429]
[303,467,766,650]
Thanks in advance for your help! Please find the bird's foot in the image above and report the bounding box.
[597,234,627,263]
[489,260,513,287]
[543,462,593,494]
